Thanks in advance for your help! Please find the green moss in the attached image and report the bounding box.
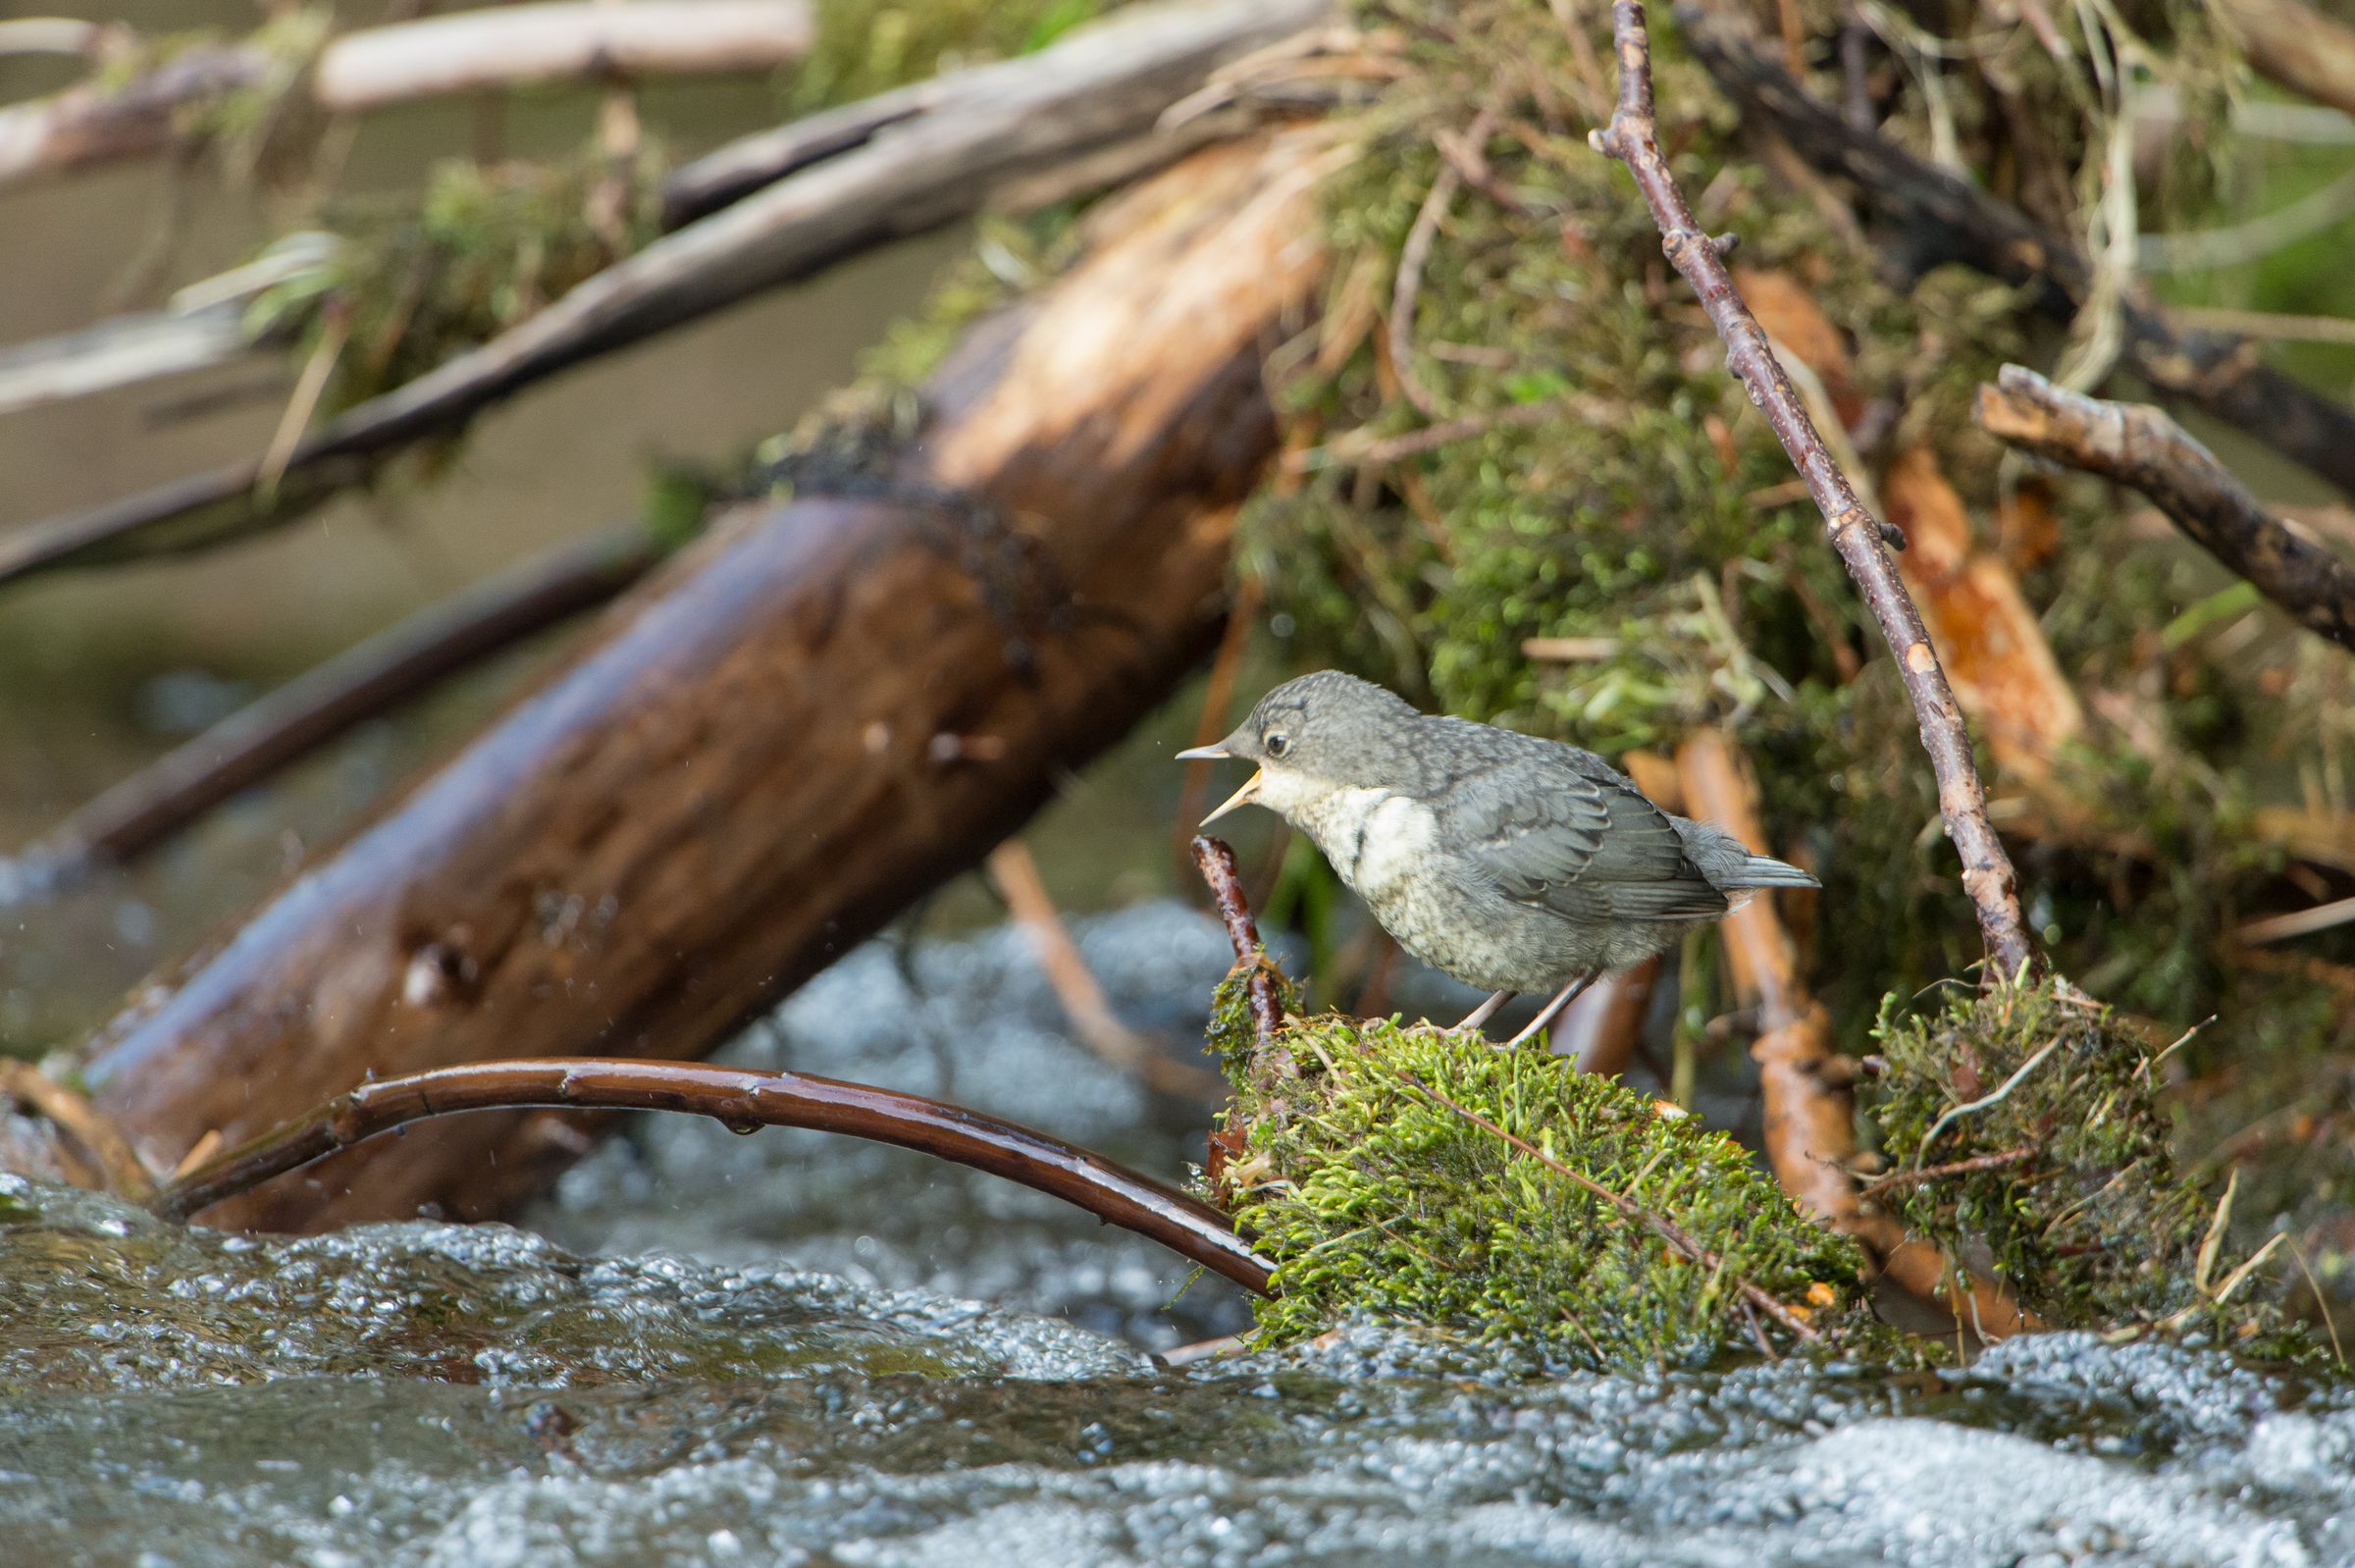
[793,0,1112,107]
[1869,974,2291,1345]
[1217,1012,1874,1366]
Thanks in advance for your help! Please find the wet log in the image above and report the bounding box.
[37,131,1330,1230]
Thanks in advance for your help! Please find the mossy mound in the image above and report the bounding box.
[1213,1003,1872,1366]
[1871,976,2289,1345]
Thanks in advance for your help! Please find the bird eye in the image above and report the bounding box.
[1264,731,1289,758]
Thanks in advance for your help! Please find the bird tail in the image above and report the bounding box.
[1716,852,1819,890]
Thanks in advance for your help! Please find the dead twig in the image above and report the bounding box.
[987,840,1223,1100]
[1191,835,1287,1062]
[1388,107,1496,420]
[0,1061,154,1201]
[1860,1145,2035,1198]
[1976,364,2355,653]
[1596,0,2038,982]
[150,1056,1274,1292]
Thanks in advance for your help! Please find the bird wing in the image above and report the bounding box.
[1442,755,1730,923]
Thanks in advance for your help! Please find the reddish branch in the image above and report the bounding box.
[1190,835,1286,1056]
[1976,365,2355,653]
[151,1057,1274,1293]
[1593,0,2038,983]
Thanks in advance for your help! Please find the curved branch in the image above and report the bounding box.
[152,1057,1275,1293]
[1594,0,2038,982]
[1975,364,2355,653]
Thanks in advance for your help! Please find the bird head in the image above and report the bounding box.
[1175,670,1420,826]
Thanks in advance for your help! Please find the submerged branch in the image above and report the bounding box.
[1596,0,2038,982]
[151,1057,1274,1293]
[1975,365,2355,653]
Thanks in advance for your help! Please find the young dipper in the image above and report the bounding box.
[1178,670,1817,1047]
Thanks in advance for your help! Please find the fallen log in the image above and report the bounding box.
[31,131,1331,1230]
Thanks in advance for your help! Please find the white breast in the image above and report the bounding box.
[1295,786,1436,902]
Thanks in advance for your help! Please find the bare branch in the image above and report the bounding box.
[0,3,816,190]
[1595,0,2038,982]
[150,1056,1274,1293]
[1976,364,2355,652]
[0,0,1328,593]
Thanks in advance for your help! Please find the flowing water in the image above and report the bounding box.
[4,904,2352,1566]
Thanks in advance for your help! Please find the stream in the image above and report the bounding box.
[3,903,2351,1565]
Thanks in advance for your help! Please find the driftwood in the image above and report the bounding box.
[11,527,661,888]
[22,131,1331,1229]
[1679,0,2355,503]
[1976,365,2355,653]
[0,0,1327,590]
[0,2,816,190]
[147,1057,1273,1293]
[1596,0,2040,982]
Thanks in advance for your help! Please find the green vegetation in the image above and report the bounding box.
[1871,976,2287,1343]
[1211,981,1873,1365]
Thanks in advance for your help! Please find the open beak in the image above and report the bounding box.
[1197,770,1263,827]
[1173,744,1231,762]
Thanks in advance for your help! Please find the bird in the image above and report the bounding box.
[1177,670,1818,1048]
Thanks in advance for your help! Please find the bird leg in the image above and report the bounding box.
[1451,989,1515,1033]
[1498,973,1598,1050]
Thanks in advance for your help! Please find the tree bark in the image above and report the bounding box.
[46,131,1330,1231]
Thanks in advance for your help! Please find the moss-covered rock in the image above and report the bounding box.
[1211,998,1873,1366]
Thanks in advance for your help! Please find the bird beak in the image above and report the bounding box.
[1173,743,1231,762]
[1198,770,1263,827]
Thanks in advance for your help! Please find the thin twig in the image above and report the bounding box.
[987,839,1223,1099]
[1388,107,1495,420]
[1977,364,2355,652]
[1190,835,1287,1061]
[1860,1144,2034,1198]
[0,1060,155,1200]
[149,1056,1274,1292]
[1594,0,2038,981]
[1912,1035,2063,1165]
[1396,1070,1821,1344]
[2235,896,2355,946]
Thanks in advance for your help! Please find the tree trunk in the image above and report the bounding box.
[54,131,1330,1230]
